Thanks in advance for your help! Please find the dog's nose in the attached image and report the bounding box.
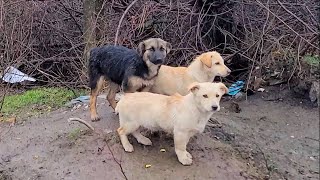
[211,105,218,111]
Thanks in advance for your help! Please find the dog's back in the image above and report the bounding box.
[89,45,146,85]
[116,92,175,131]
[151,65,192,95]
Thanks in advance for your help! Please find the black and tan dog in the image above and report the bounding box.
[88,38,171,121]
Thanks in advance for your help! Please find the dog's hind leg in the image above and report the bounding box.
[105,80,119,110]
[132,131,152,145]
[117,123,139,152]
[90,76,104,122]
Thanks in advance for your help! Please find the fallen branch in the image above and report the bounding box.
[68,117,95,131]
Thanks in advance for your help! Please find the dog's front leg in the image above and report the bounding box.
[121,77,136,93]
[174,130,193,165]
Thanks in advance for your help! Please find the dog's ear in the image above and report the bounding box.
[166,42,172,54]
[188,82,200,94]
[199,53,212,68]
[219,83,229,95]
[138,42,145,56]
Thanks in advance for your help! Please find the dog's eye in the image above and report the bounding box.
[160,47,165,51]
[215,62,220,65]
[216,94,220,97]
[203,94,208,98]
[149,47,155,51]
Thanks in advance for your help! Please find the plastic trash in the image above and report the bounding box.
[1,66,36,83]
[65,95,90,107]
[228,80,245,96]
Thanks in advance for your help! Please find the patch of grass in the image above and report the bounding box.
[68,128,82,140]
[0,87,86,118]
[303,55,320,67]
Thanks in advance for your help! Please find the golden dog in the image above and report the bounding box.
[150,51,231,95]
[115,82,228,165]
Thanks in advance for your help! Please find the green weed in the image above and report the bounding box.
[303,55,320,67]
[0,87,86,118]
[68,128,82,140]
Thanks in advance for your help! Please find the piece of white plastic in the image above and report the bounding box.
[1,66,36,83]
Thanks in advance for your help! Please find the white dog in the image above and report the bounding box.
[115,82,228,165]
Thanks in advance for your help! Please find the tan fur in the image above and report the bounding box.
[115,82,228,165]
[150,51,231,96]
[90,76,105,121]
[127,76,155,92]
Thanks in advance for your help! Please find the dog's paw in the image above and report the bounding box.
[186,151,193,159]
[91,115,100,122]
[178,155,193,166]
[123,143,134,152]
[177,151,193,165]
[137,137,152,146]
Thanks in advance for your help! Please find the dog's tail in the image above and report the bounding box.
[114,94,125,114]
[88,49,103,90]
[115,100,120,114]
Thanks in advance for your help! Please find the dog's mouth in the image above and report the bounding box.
[217,72,228,77]
[151,59,163,65]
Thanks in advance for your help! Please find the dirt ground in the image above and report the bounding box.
[0,86,319,180]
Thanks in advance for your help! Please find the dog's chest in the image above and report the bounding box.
[177,112,211,134]
[129,76,155,91]
[146,65,160,79]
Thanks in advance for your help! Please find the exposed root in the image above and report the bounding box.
[68,117,95,131]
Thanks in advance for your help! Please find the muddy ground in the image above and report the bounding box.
[0,86,319,180]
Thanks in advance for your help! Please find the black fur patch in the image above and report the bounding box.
[88,45,155,91]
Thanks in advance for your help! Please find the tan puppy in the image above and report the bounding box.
[115,82,228,165]
[150,51,231,95]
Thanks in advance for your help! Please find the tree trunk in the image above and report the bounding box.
[83,0,97,65]
[95,0,104,42]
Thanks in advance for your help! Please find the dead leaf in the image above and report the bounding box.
[4,117,16,126]
[253,77,266,90]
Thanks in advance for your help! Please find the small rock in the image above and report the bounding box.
[257,88,265,92]
[309,156,316,161]
[2,156,11,162]
[229,102,241,113]
[33,155,39,159]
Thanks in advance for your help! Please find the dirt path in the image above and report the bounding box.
[0,87,319,180]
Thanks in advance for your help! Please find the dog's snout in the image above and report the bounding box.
[227,68,231,74]
[211,105,218,111]
[153,58,163,64]
[150,51,165,64]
